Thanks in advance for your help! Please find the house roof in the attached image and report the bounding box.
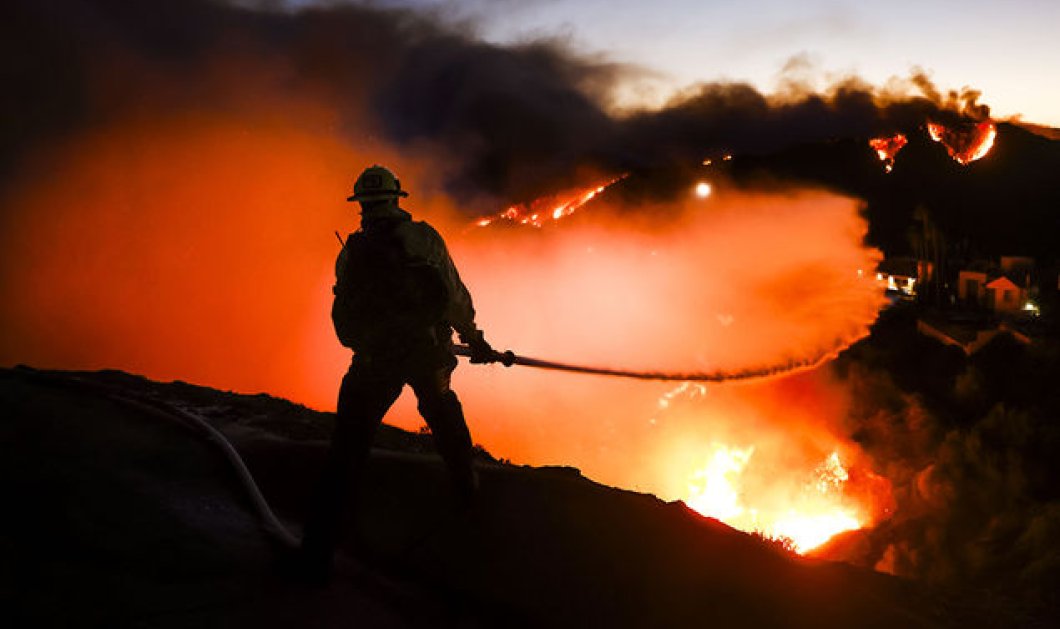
[986,276,1020,290]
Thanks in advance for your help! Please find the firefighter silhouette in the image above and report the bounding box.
[298,165,497,582]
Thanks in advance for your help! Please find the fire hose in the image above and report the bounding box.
[452,344,834,383]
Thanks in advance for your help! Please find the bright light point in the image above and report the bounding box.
[695,181,712,198]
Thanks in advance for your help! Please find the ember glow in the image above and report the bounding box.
[868,133,908,173]
[473,175,626,228]
[926,120,997,165]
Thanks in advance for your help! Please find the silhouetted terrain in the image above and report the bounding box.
[0,366,1002,627]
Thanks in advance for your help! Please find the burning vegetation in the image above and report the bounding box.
[868,133,908,173]
[473,175,626,228]
[644,369,893,555]
[684,444,864,553]
[926,119,998,165]
[869,119,997,172]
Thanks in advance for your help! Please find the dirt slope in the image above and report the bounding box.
[1,367,979,627]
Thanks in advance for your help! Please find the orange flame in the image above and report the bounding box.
[925,120,997,165]
[685,446,864,553]
[473,175,627,228]
[868,133,908,173]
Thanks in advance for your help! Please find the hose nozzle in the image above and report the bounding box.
[495,349,516,367]
[453,344,515,366]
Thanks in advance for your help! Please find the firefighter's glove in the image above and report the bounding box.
[467,336,497,364]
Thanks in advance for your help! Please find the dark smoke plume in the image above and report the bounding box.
[2,0,993,213]
[0,0,621,209]
[620,76,957,167]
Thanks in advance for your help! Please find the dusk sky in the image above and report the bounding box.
[333,0,1059,126]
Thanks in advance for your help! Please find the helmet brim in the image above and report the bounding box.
[346,190,409,202]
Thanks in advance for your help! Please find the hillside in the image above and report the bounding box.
[1,366,995,627]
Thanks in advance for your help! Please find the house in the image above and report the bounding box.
[985,276,1023,313]
[876,257,931,299]
[955,256,1036,315]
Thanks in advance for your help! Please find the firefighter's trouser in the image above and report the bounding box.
[300,352,475,567]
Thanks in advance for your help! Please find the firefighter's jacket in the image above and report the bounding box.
[333,206,482,352]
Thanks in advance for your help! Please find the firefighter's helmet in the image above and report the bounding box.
[347,165,409,202]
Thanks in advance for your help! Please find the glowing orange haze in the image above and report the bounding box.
[0,108,891,551]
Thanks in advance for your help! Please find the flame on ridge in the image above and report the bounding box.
[868,133,908,173]
[474,174,627,228]
[926,120,997,165]
[684,445,864,554]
